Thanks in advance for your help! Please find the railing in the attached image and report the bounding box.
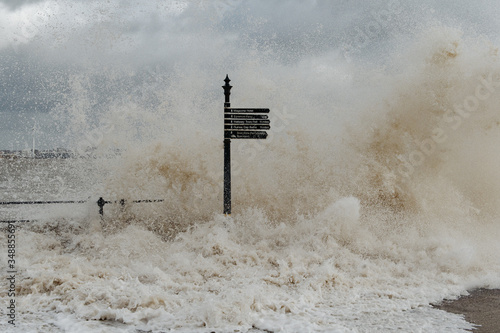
[0,220,34,224]
[96,198,164,215]
[0,197,164,223]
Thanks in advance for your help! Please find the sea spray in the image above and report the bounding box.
[2,21,500,333]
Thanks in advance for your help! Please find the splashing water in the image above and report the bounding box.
[2,8,500,333]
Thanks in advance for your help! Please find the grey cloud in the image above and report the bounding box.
[0,0,46,10]
[1,0,500,149]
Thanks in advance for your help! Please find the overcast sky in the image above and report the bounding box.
[1,0,500,149]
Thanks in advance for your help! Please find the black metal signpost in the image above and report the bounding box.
[222,75,270,215]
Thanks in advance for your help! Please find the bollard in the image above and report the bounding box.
[97,197,106,216]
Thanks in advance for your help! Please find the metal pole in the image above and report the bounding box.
[223,75,232,215]
[97,197,105,216]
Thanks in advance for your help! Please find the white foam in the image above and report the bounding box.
[2,14,500,333]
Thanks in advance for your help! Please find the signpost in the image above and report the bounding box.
[222,75,270,215]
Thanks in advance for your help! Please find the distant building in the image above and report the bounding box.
[0,149,73,159]
[0,150,21,159]
[36,149,72,159]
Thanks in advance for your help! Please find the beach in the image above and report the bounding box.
[435,289,500,333]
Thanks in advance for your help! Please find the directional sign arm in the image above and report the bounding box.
[226,131,268,139]
[225,119,270,124]
[224,125,270,130]
[224,114,269,120]
[224,108,270,113]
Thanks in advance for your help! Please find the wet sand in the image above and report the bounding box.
[434,289,500,332]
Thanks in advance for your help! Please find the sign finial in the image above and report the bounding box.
[223,75,232,105]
